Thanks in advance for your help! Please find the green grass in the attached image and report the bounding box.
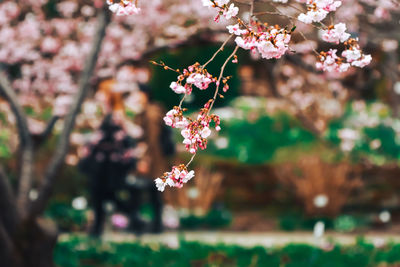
[55,235,400,267]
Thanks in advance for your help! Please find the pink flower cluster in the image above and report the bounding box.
[168,63,216,95]
[163,101,221,154]
[158,60,228,189]
[321,23,350,44]
[298,0,342,24]
[233,23,291,60]
[163,107,189,129]
[342,49,372,68]
[181,102,221,154]
[106,0,140,16]
[202,0,239,22]
[316,38,372,72]
[316,49,350,72]
[187,72,213,90]
[155,165,195,192]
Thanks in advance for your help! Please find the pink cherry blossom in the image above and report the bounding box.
[163,107,189,129]
[235,25,291,60]
[223,4,239,20]
[170,82,187,94]
[316,49,350,72]
[298,9,329,24]
[226,24,247,35]
[298,0,341,24]
[155,165,195,191]
[107,0,140,16]
[351,55,372,67]
[186,73,213,90]
[321,23,350,44]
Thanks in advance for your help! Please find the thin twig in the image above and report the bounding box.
[178,95,186,108]
[185,153,197,168]
[150,61,182,74]
[209,46,239,112]
[249,0,255,23]
[202,35,234,69]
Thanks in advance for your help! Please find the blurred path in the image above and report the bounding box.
[60,231,400,247]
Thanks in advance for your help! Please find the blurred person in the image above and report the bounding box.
[79,78,139,236]
[79,64,174,236]
[79,111,138,236]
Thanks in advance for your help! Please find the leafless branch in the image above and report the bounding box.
[0,221,15,266]
[0,69,34,218]
[31,116,59,147]
[0,165,19,238]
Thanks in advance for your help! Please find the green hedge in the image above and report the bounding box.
[55,236,400,267]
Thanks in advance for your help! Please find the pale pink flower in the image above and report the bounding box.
[223,4,238,19]
[170,82,187,94]
[321,23,350,44]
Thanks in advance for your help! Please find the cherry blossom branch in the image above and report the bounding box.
[268,4,321,56]
[154,44,239,191]
[149,0,373,191]
[184,46,239,169]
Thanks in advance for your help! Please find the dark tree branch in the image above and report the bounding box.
[0,72,31,150]
[0,167,19,266]
[31,116,59,147]
[0,70,34,219]
[16,149,34,220]
[0,165,19,234]
[0,221,15,266]
[28,6,111,218]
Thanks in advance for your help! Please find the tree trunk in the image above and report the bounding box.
[5,219,58,267]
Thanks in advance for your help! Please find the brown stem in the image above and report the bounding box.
[249,0,255,23]
[209,46,239,112]
[202,34,234,69]
[185,153,197,168]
